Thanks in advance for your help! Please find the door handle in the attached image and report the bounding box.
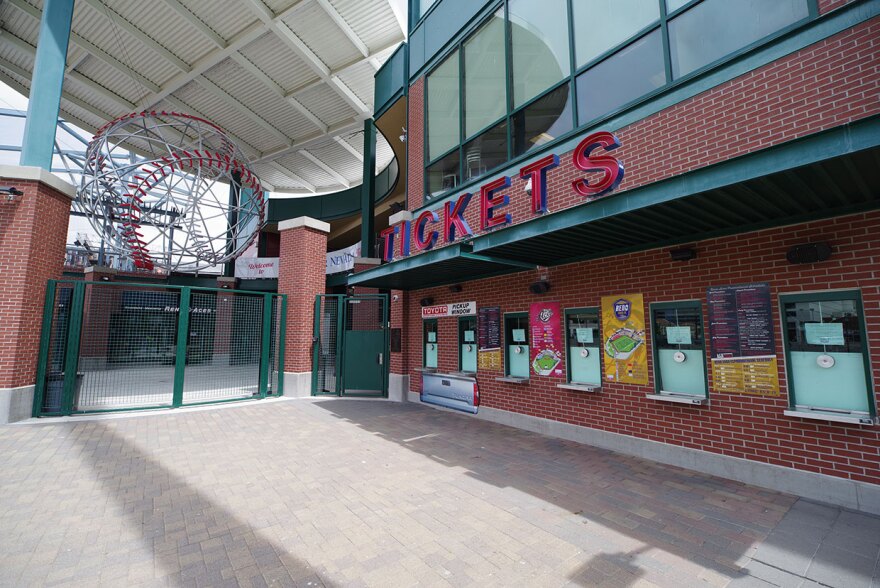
[378,353,383,365]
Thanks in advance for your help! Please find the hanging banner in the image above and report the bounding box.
[529,301,564,376]
[235,257,279,279]
[420,301,476,319]
[601,294,648,385]
[707,283,780,396]
[326,242,361,274]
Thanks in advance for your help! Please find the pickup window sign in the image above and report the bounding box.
[421,301,476,319]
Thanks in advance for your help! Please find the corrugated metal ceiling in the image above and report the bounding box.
[0,0,404,194]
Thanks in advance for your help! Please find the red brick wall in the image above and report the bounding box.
[407,78,425,211]
[404,211,880,485]
[278,226,327,373]
[819,0,860,14]
[0,178,70,389]
[399,17,880,256]
[390,290,406,373]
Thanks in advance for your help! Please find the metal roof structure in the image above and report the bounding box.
[0,0,405,194]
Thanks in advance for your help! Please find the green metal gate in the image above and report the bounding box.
[33,280,286,416]
[312,294,388,397]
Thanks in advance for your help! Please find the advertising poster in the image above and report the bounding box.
[707,283,780,396]
[529,301,564,377]
[601,294,648,385]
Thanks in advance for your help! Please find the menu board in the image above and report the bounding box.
[478,306,501,350]
[707,283,775,358]
[478,349,502,370]
[707,283,779,396]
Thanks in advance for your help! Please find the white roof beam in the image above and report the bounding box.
[229,52,327,133]
[66,53,89,74]
[80,0,192,72]
[299,149,350,188]
[161,0,228,49]
[265,160,317,192]
[4,0,161,94]
[136,21,266,110]
[192,76,292,146]
[253,117,365,163]
[314,0,368,58]
[333,135,363,161]
[327,76,369,114]
[160,95,262,160]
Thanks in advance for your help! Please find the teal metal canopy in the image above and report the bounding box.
[350,116,880,291]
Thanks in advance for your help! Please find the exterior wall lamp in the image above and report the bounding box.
[0,186,24,203]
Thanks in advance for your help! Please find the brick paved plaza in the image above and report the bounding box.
[0,398,878,587]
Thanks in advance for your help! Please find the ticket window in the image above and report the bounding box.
[781,292,874,417]
[459,317,477,373]
[565,308,601,386]
[651,302,708,398]
[423,319,438,370]
[504,313,530,379]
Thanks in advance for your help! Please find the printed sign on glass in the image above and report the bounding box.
[529,302,564,377]
[601,294,648,385]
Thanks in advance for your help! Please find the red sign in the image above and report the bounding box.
[529,301,564,377]
[380,130,624,262]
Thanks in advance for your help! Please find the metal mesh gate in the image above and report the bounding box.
[34,280,286,416]
[313,295,341,395]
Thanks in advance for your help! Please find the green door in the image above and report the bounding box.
[341,295,388,396]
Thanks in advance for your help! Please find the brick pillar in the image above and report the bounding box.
[389,289,409,402]
[277,216,329,397]
[213,277,238,363]
[79,266,118,371]
[351,257,381,295]
[0,166,72,423]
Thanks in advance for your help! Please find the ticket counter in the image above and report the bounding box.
[458,317,477,373]
[423,319,438,369]
[650,301,708,401]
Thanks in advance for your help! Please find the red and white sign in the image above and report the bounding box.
[421,301,476,319]
[235,257,279,279]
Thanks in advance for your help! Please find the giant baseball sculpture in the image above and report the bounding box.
[77,111,265,272]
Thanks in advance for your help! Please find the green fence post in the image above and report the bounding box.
[335,296,345,396]
[311,296,321,395]
[32,280,57,417]
[172,287,191,408]
[61,281,85,415]
[278,295,287,396]
[259,293,273,399]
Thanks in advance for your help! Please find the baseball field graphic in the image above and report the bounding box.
[601,294,649,385]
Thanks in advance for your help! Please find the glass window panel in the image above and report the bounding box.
[426,149,460,199]
[427,50,460,160]
[463,11,506,138]
[512,83,572,157]
[573,0,660,67]
[669,0,810,79]
[576,30,665,124]
[509,0,571,108]
[462,120,507,182]
[665,0,691,13]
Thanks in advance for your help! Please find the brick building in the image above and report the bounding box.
[348,0,880,512]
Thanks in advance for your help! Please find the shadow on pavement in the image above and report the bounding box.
[313,399,805,587]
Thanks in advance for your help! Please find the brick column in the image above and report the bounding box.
[277,216,329,397]
[79,266,118,371]
[0,166,72,423]
[213,276,238,364]
[389,289,409,402]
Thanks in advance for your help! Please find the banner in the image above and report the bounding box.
[326,242,361,275]
[235,257,278,279]
[601,294,648,385]
[529,301,564,376]
[420,301,476,319]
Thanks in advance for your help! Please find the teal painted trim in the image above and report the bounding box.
[459,251,536,269]
[259,293,273,398]
[360,119,377,257]
[503,312,527,377]
[277,295,287,396]
[423,318,437,368]
[19,0,74,169]
[32,280,56,417]
[374,43,409,117]
[172,288,190,408]
[349,243,467,285]
[779,289,876,417]
[326,272,349,288]
[268,157,399,223]
[61,281,84,415]
[410,0,878,216]
[473,116,880,253]
[563,306,600,385]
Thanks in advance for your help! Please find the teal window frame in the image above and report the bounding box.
[458,315,478,373]
[778,290,876,417]
[421,0,817,206]
[423,318,438,368]
[563,306,601,385]
[649,300,709,398]
[503,311,529,378]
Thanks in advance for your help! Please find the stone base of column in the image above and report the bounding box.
[388,374,410,402]
[0,384,35,424]
[283,372,312,398]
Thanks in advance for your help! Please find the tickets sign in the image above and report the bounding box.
[421,301,476,319]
